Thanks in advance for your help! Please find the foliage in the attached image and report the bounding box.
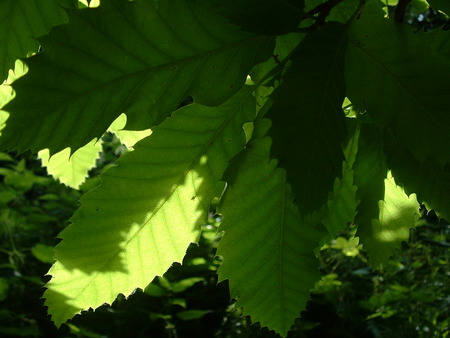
[0,153,447,337]
[0,0,449,336]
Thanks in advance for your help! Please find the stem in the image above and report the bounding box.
[394,0,411,22]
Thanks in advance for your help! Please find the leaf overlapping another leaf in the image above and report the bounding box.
[267,22,348,214]
[218,126,321,337]
[44,87,258,326]
[353,124,420,267]
[0,0,67,83]
[2,0,274,154]
[346,1,450,167]
[385,134,450,220]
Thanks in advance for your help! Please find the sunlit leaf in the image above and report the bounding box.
[2,0,273,154]
[364,172,420,267]
[44,87,257,326]
[38,139,102,189]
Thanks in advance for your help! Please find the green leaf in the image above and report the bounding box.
[144,283,167,297]
[176,309,211,320]
[0,0,67,82]
[353,124,388,223]
[217,131,321,337]
[353,124,388,266]
[322,163,359,238]
[32,244,55,264]
[206,0,306,35]
[427,0,450,14]
[322,123,360,238]
[171,277,204,293]
[353,124,420,267]
[411,0,430,13]
[44,87,257,326]
[384,134,450,220]
[0,60,28,135]
[39,139,102,189]
[364,172,420,267]
[2,0,274,154]
[267,22,348,213]
[38,113,151,189]
[108,114,152,149]
[346,1,450,167]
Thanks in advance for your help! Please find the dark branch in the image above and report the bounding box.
[394,0,411,22]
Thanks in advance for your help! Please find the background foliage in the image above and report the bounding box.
[0,149,448,337]
[0,0,449,337]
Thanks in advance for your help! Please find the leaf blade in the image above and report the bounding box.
[0,0,67,82]
[2,0,274,154]
[267,22,348,213]
[346,2,450,167]
[218,128,321,337]
[44,87,257,326]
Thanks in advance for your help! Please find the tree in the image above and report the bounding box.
[0,0,449,336]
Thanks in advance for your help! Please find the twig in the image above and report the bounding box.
[394,0,411,22]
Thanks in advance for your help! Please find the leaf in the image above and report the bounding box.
[38,113,151,189]
[172,277,204,293]
[353,124,419,267]
[353,124,388,265]
[39,139,102,189]
[44,87,257,326]
[322,123,360,238]
[322,163,359,238]
[176,309,211,320]
[0,60,28,135]
[353,124,388,223]
[2,0,274,154]
[217,130,321,337]
[206,0,306,35]
[108,114,152,149]
[0,0,67,83]
[364,172,420,267]
[346,1,450,167]
[267,22,348,213]
[384,134,450,220]
[32,244,55,264]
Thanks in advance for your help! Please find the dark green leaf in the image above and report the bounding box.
[267,22,348,213]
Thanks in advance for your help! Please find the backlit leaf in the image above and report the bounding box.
[218,130,321,336]
[38,139,102,189]
[2,0,274,154]
[346,1,450,167]
[44,87,257,326]
[365,172,420,267]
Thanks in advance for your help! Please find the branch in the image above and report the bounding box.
[394,0,411,22]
